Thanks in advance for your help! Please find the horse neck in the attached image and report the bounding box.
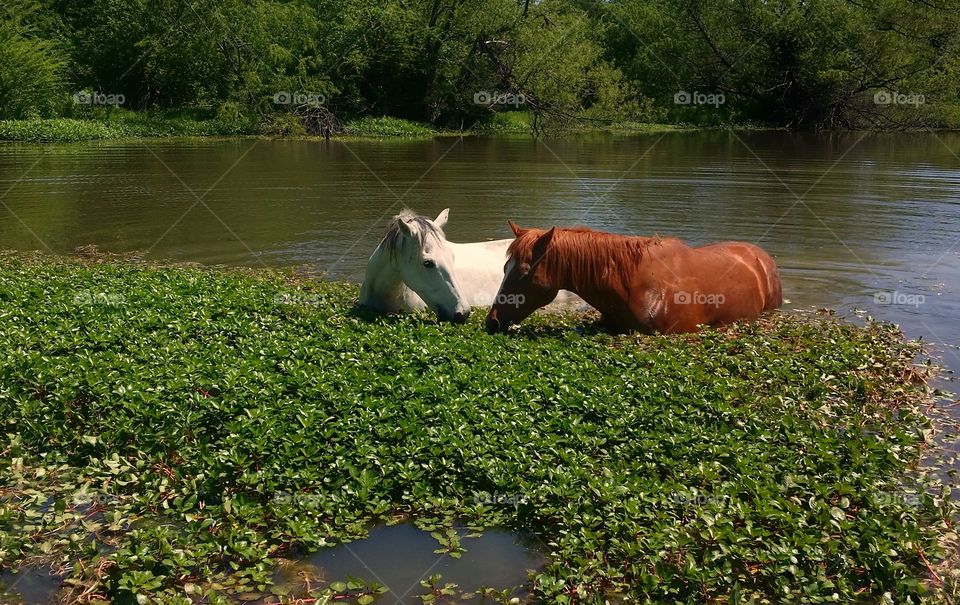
[546,231,639,306]
[359,242,415,310]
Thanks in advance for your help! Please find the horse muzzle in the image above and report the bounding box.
[437,307,471,324]
[485,313,510,334]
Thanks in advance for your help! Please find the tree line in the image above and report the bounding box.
[2,0,959,131]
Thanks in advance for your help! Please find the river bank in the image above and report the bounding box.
[0,110,697,144]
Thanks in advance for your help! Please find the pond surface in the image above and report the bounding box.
[0,567,62,605]
[272,523,545,602]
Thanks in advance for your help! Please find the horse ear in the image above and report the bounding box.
[433,208,449,229]
[538,227,557,247]
[507,220,527,237]
[397,218,414,236]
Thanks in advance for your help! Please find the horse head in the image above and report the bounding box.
[382,208,471,323]
[485,221,561,333]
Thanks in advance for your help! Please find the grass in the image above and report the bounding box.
[473,111,535,134]
[470,111,690,136]
[0,252,956,604]
[343,116,438,138]
[0,114,443,142]
[0,109,689,143]
[0,108,254,143]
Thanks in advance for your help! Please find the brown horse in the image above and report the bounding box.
[485,222,782,334]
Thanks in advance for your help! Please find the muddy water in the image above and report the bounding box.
[273,524,546,602]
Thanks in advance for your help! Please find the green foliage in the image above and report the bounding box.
[5,0,958,128]
[0,108,252,142]
[474,111,534,134]
[0,0,66,119]
[0,118,119,142]
[0,253,954,603]
[599,0,960,128]
[59,0,331,114]
[344,116,436,137]
[0,0,652,132]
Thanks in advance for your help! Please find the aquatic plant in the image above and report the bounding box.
[344,117,437,137]
[0,253,954,604]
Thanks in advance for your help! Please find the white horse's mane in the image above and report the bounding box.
[382,209,445,259]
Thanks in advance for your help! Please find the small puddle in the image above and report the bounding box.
[0,567,63,605]
[0,526,546,604]
[276,523,547,601]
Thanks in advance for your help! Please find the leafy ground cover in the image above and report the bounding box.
[342,117,438,138]
[0,253,956,604]
[0,111,686,143]
[0,112,441,143]
[0,110,253,143]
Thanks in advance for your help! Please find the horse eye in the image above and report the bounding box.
[423,260,436,269]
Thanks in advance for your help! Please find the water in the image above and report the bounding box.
[0,567,62,605]
[273,524,546,602]
[0,526,543,605]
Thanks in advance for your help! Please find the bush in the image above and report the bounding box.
[345,116,436,137]
[0,1,65,119]
[0,109,253,142]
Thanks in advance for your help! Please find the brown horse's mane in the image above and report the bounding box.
[508,226,659,289]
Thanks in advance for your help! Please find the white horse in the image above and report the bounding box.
[358,208,582,322]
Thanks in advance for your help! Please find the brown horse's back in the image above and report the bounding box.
[704,241,782,311]
[630,240,782,334]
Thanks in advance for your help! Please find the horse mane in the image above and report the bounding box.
[508,226,656,289]
[382,209,445,260]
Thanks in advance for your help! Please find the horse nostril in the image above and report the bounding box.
[485,316,500,334]
[454,310,470,323]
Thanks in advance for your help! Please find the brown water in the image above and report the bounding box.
[272,523,546,601]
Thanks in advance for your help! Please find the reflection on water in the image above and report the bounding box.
[0,567,62,605]
[278,524,546,602]
[1,132,957,379]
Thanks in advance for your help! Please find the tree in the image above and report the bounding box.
[0,0,65,118]
[600,0,960,128]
